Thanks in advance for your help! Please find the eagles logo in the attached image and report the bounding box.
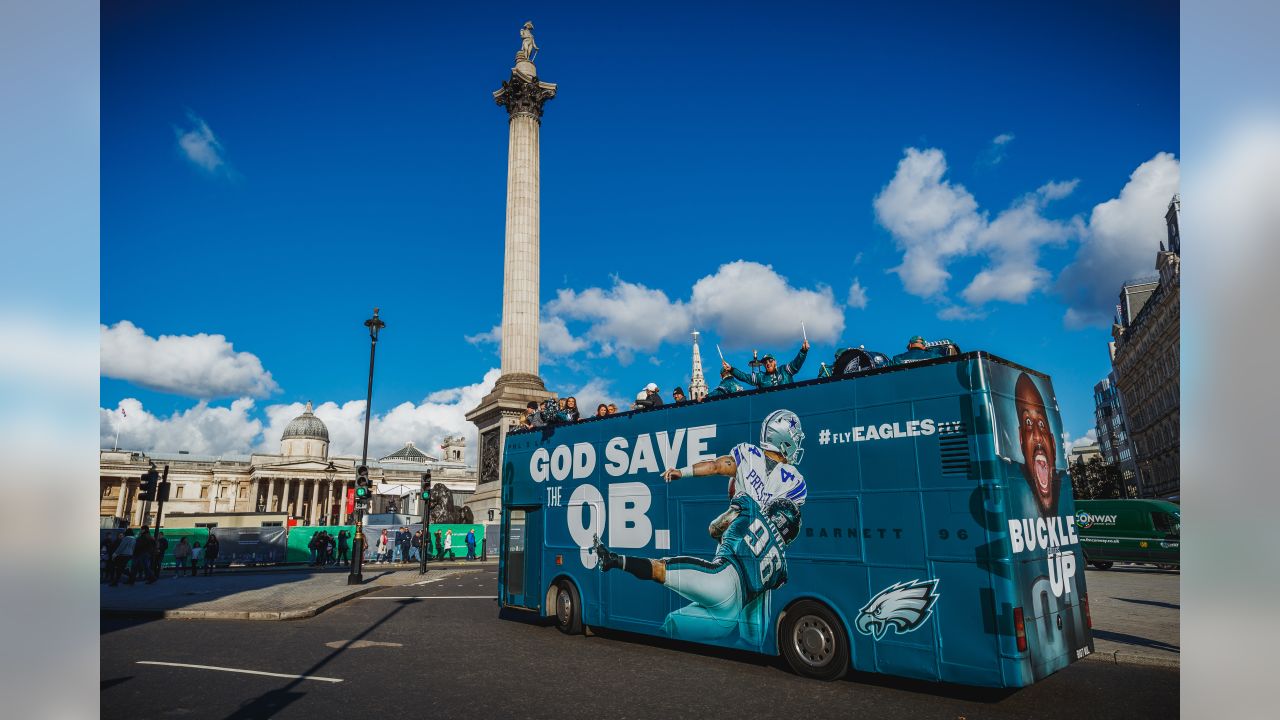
[855,579,940,640]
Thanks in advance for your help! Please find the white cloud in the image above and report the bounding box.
[846,278,868,309]
[937,305,988,321]
[874,148,982,297]
[101,320,279,399]
[101,397,263,456]
[1057,152,1181,328]
[546,278,693,356]
[993,133,1015,146]
[875,147,1079,310]
[566,377,620,413]
[689,261,844,347]
[465,318,587,358]
[1068,428,1099,450]
[101,369,502,464]
[175,112,228,174]
[982,133,1016,166]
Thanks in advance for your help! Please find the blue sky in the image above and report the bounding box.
[100,1,1179,459]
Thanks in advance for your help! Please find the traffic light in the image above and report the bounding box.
[138,468,159,502]
[420,471,432,501]
[158,480,171,503]
[354,465,371,511]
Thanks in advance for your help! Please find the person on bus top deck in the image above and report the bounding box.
[521,401,544,430]
[710,364,750,397]
[892,335,944,364]
[671,386,687,404]
[728,340,809,389]
[663,409,809,512]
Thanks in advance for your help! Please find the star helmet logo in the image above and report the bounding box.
[1075,510,1094,529]
[854,579,940,640]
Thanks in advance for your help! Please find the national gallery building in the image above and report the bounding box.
[100,403,476,528]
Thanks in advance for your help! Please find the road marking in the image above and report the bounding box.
[360,595,494,600]
[324,640,402,649]
[135,661,342,683]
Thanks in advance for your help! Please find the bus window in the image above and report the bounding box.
[1151,511,1179,537]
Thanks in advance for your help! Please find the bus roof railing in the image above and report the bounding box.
[509,350,1048,435]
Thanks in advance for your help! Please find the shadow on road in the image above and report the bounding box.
[1091,629,1180,653]
[1115,596,1180,611]
[222,599,414,720]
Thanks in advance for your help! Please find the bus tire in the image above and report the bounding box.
[1091,561,1113,570]
[553,579,583,635]
[780,600,850,681]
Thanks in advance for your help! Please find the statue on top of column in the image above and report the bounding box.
[517,21,539,62]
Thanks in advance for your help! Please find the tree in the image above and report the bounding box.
[1069,456,1124,500]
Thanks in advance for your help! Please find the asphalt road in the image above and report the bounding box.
[102,568,1178,719]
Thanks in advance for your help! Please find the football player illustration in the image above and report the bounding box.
[662,409,808,508]
[591,493,802,645]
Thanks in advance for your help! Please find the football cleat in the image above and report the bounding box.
[591,534,623,571]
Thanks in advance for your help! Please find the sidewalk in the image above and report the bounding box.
[1082,564,1180,668]
[101,563,494,620]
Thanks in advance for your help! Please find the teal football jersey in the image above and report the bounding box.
[716,495,789,598]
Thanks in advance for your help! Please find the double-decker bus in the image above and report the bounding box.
[498,352,1093,687]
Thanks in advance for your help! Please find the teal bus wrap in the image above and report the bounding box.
[498,352,1093,687]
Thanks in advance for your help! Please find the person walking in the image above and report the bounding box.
[110,530,136,587]
[153,531,169,580]
[444,528,454,561]
[376,529,389,564]
[337,530,350,566]
[190,541,203,576]
[131,527,156,585]
[172,537,191,577]
[203,533,220,576]
[411,530,422,563]
[434,529,444,561]
[465,528,477,560]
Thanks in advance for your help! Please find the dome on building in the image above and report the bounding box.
[381,441,438,464]
[281,402,329,442]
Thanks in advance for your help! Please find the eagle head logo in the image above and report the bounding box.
[855,579,940,640]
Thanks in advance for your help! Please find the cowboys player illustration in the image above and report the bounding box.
[591,493,801,645]
[662,409,808,508]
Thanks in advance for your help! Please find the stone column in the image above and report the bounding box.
[250,478,260,511]
[282,479,293,519]
[114,478,127,519]
[310,480,321,525]
[492,55,556,391]
[338,481,349,524]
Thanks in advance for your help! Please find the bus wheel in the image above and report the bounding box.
[780,600,849,681]
[1091,561,1113,570]
[554,580,583,635]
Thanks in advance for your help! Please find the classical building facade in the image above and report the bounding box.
[1111,195,1181,499]
[100,403,477,528]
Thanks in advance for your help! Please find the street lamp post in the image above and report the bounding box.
[349,307,386,586]
[324,461,336,525]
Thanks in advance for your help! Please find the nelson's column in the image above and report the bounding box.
[466,22,557,523]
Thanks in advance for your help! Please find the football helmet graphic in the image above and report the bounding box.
[764,497,802,544]
[759,409,805,465]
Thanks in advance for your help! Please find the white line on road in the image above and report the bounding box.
[135,661,343,683]
[360,595,494,600]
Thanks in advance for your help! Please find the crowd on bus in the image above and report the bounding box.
[519,335,959,431]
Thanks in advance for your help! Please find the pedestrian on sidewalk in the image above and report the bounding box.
[203,533,220,576]
[411,530,422,562]
[376,529,389,564]
[100,536,110,583]
[323,532,336,566]
[444,528,454,561]
[131,527,157,585]
[190,541,203,576]
[398,526,411,564]
[337,530,350,566]
[109,530,136,587]
[434,529,444,561]
[172,537,191,577]
[465,529,477,560]
[153,531,168,579]
[308,533,321,566]
[104,533,122,584]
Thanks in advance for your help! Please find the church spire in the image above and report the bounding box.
[689,331,709,401]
